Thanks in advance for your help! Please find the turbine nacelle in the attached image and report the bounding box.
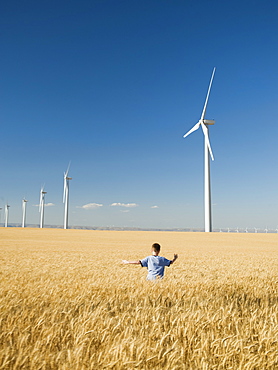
[203,119,215,125]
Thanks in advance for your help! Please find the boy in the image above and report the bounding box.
[122,243,178,280]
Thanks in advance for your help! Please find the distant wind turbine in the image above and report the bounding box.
[5,204,10,227]
[183,68,216,232]
[39,187,47,228]
[63,163,72,229]
[22,198,28,228]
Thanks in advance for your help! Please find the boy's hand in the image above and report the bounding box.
[122,260,129,264]
[170,254,178,264]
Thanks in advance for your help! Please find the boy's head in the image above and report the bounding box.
[152,243,161,255]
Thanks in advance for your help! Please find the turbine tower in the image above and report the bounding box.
[183,68,216,232]
[63,164,72,229]
[22,198,28,228]
[39,187,47,228]
[5,204,10,227]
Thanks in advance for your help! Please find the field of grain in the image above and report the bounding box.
[0,228,277,369]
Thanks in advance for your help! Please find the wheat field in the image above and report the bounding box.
[0,228,277,369]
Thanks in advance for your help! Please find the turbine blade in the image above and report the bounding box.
[63,162,71,202]
[183,121,200,138]
[65,161,71,177]
[201,123,214,160]
[63,178,67,203]
[200,67,216,120]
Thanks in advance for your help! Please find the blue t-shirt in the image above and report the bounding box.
[140,255,171,280]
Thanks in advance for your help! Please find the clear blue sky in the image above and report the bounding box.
[1,0,277,230]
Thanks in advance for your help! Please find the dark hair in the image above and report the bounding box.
[152,243,161,252]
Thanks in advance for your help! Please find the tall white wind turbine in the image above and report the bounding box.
[63,164,72,229]
[22,198,28,228]
[39,187,47,228]
[183,68,216,232]
[5,204,10,227]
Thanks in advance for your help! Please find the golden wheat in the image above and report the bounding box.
[0,228,277,369]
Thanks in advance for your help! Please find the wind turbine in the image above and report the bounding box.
[5,204,10,227]
[63,163,72,229]
[183,68,216,232]
[22,198,28,228]
[39,187,47,228]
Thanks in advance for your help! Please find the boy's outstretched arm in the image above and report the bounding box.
[122,260,141,265]
[170,254,178,264]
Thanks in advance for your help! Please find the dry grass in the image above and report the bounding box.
[0,228,277,369]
